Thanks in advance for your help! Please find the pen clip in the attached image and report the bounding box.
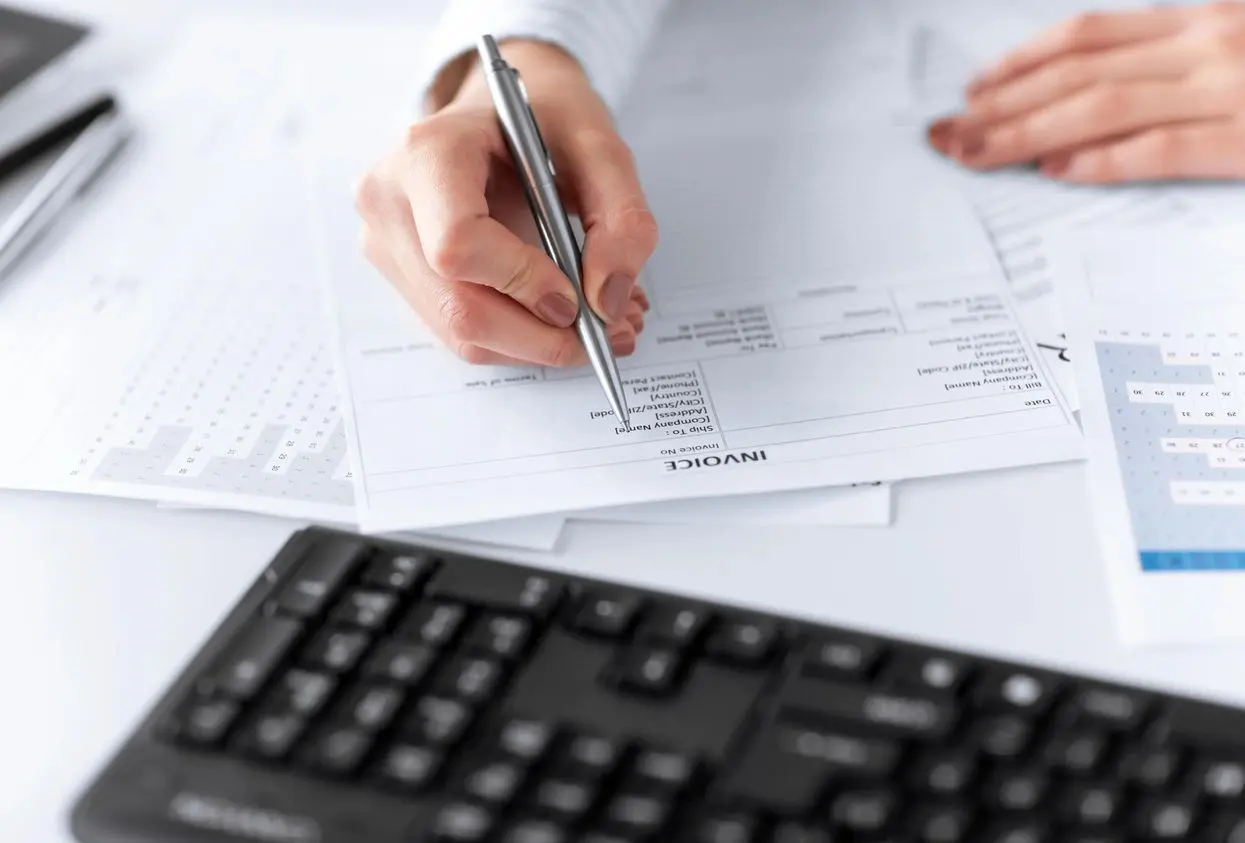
[512,67,557,181]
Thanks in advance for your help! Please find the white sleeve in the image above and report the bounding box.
[414,0,670,115]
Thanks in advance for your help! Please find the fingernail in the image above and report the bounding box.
[612,335,637,357]
[600,273,634,323]
[536,292,579,327]
[955,127,986,160]
[966,77,988,97]
[1040,153,1071,178]
[635,286,651,312]
[927,118,957,155]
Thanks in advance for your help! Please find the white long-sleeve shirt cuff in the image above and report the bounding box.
[414,0,670,116]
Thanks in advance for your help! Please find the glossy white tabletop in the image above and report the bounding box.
[5,1,1243,841]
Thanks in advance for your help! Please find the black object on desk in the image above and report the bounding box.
[0,3,88,102]
[70,526,1245,842]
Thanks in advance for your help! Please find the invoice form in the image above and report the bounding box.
[319,120,1083,533]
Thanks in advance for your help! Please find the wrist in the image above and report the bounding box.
[429,39,589,112]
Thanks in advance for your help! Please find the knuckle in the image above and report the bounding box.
[426,219,477,279]
[401,118,438,154]
[1084,82,1131,119]
[1044,57,1087,92]
[1138,129,1183,171]
[616,206,660,254]
[353,171,387,219]
[1058,12,1105,48]
[498,248,537,298]
[436,292,482,344]
[543,336,580,369]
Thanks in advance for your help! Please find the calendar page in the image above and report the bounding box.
[1059,229,1245,645]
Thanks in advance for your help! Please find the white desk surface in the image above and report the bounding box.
[7,1,1245,841]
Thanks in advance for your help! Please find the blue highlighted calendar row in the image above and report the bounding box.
[1141,550,1245,572]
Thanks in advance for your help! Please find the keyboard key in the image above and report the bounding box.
[377,744,441,791]
[330,589,398,631]
[637,604,712,648]
[634,749,697,791]
[1041,728,1108,775]
[975,820,1048,843]
[403,696,474,747]
[363,553,435,593]
[974,670,1060,715]
[274,669,336,717]
[829,789,896,833]
[432,802,493,842]
[465,614,531,661]
[501,820,567,843]
[463,761,526,805]
[985,766,1049,812]
[912,804,972,843]
[770,823,832,843]
[303,726,373,776]
[720,722,898,813]
[883,652,971,695]
[780,677,956,739]
[802,633,882,680]
[1118,745,1182,789]
[1132,797,1198,838]
[560,733,623,780]
[401,602,467,648]
[572,594,642,638]
[705,619,779,667]
[532,779,596,822]
[1056,781,1122,826]
[1190,757,1245,799]
[364,641,436,686]
[909,748,977,797]
[270,538,364,617]
[612,646,684,696]
[693,813,760,843]
[302,629,370,674]
[205,616,302,699]
[173,698,240,746]
[604,793,669,838]
[342,685,404,731]
[237,712,305,761]
[436,657,505,703]
[969,714,1033,759]
[426,561,565,619]
[1067,685,1151,730]
[498,718,557,763]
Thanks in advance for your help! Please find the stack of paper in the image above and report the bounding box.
[3,2,1240,601]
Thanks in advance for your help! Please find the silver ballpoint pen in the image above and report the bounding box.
[477,34,631,428]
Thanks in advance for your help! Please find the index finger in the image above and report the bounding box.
[969,7,1191,94]
[399,118,583,328]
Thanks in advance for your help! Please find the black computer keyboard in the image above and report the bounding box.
[72,527,1245,843]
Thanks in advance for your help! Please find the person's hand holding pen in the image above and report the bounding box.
[928,2,1245,183]
[354,40,657,367]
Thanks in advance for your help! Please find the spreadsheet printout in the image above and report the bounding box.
[0,20,569,551]
[317,119,1083,533]
[1059,230,1245,646]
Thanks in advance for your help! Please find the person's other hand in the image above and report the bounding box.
[927,2,1245,183]
[355,41,657,366]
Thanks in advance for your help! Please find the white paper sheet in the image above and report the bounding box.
[902,23,1222,410]
[583,483,892,527]
[1057,228,1245,646]
[0,21,573,550]
[316,115,1083,533]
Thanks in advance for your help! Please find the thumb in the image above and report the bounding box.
[561,130,659,324]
